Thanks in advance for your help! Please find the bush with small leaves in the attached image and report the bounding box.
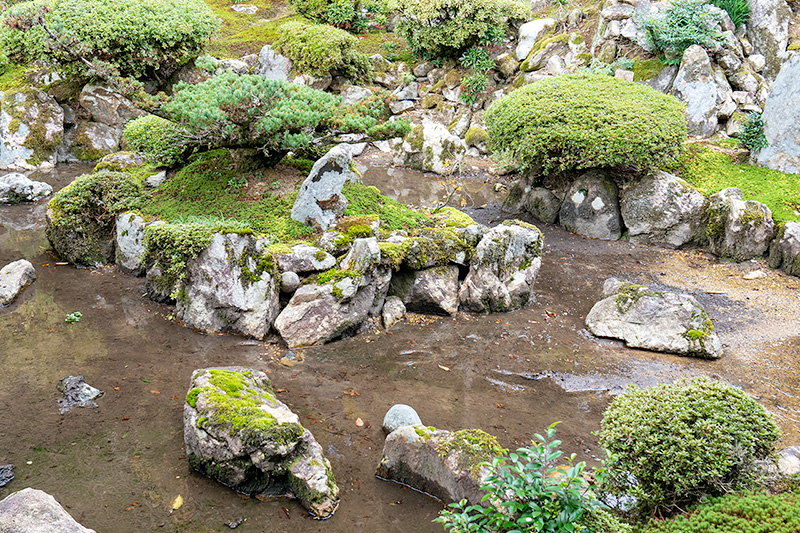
[273,21,372,81]
[599,377,780,516]
[0,0,219,80]
[122,115,186,167]
[738,112,768,152]
[641,0,727,65]
[288,0,395,32]
[396,0,529,58]
[485,73,687,175]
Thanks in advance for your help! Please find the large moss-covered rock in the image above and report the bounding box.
[458,220,543,313]
[184,367,339,518]
[707,187,775,261]
[586,278,722,358]
[0,89,64,170]
[392,118,466,175]
[376,426,501,505]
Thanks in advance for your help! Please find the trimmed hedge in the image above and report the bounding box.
[599,377,780,516]
[485,74,687,175]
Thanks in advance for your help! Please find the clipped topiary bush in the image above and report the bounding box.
[641,0,727,65]
[485,74,687,175]
[273,21,372,81]
[0,0,219,80]
[395,0,529,58]
[122,115,186,167]
[599,377,780,516]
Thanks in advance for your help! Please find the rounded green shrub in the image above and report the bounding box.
[0,0,219,80]
[122,115,186,167]
[396,0,529,58]
[485,74,687,175]
[599,377,780,515]
[273,21,372,82]
[288,0,395,32]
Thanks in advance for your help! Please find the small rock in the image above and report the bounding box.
[231,3,257,14]
[389,100,415,114]
[0,488,96,532]
[778,446,800,475]
[281,271,301,293]
[0,464,12,488]
[382,404,422,433]
[0,173,53,204]
[57,375,103,414]
[743,270,766,280]
[382,295,406,330]
[0,259,36,306]
[144,170,167,188]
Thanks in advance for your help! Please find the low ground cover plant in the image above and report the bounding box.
[640,0,727,65]
[485,74,686,176]
[288,0,396,32]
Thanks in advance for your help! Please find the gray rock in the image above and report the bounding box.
[0,173,52,203]
[115,213,164,275]
[376,425,497,504]
[281,271,301,293]
[57,375,103,414]
[291,144,357,231]
[78,84,142,128]
[381,295,406,329]
[494,53,520,79]
[275,244,336,273]
[394,82,419,101]
[255,45,292,81]
[177,233,280,339]
[516,18,557,61]
[274,267,391,347]
[559,169,623,240]
[670,45,721,137]
[644,65,678,93]
[458,220,543,313]
[389,100,415,114]
[293,72,332,91]
[382,404,422,433]
[144,170,167,188]
[768,222,800,277]
[601,4,634,20]
[0,488,96,532]
[746,0,790,80]
[0,89,64,170]
[0,464,12,488]
[621,171,708,248]
[585,278,723,358]
[777,446,800,475]
[389,265,460,316]
[339,237,381,275]
[62,121,119,161]
[747,54,767,72]
[755,53,800,174]
[523,187,562,225]
[231,3,258,14]
[707,187,775,261]
[217,58,249,75]
[340,86,372,106]
[0,259,36,306]
[392,118,466,175]
[184,367,339,518]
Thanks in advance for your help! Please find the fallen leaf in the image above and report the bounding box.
[495,403,505,409]
[141,378,151,383]
[275,388,287,393]
[113,387,120,391]
[149,390,160,394]
[355,418,364,427]
[438,364,450,372]
[171,495,183,510]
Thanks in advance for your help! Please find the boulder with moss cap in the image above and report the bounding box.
[376,425,501,505]
[706,187,775,261]
[184,367,339,518]
[585,278,722,358]
[458,220,543,313]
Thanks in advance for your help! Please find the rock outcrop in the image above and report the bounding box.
[0,89,64,170]
[291,144,358,231]
[0,488,96,533]
[0,173,53,204]
[755,53,800,174]
[376,426,500,505]
[707,187,775,261]
[184,367,339,518]
[0,259,36,306]
[585,278,723,358]
[392,118,466,175]
[670,45,723,137]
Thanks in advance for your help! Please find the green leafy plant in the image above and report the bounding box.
[459,73,488,105]
[485,73,687,175]
[738,112,768,152]
[434,423,614,533]
[710,0,750,28]
[396,0,529,58]
[599,377,780,516]
[580,57,634,76]
[640,0,727,65]
[459,47,495,72]
[273,21,372,81]
[65,311,82,324]
[288,0,395,32]
[122,115,186,167]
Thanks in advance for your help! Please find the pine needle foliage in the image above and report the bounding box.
[640,0,727,65]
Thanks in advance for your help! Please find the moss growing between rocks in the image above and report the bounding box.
[614,282,663,313]
[342,182,427,231]
[632,58,667,81]
[401,228,473,270]
[435,429,503,477]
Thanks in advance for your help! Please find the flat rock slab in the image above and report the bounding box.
[0,488,96,533]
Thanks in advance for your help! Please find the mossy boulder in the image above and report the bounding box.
[706,187,775,262]
[0,89,64,170]
[585,278,722,358]
[184,367,339,518]
[768,222,800,278]
[392,118,467,175]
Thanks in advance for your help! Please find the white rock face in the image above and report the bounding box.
[274,244,336,273]
[177,233,280,339]
[392,118,466,175]
[755,53,800,174]
[115,213,165,275]
[670,45,722,137]
[255,44,293,81]
[291,144,357,231]
[0,173,52,203]
[516,18,556,60]
[707,187,775,261]
[586,278,723,358]
[0,259,36,306]
[0,89,64,170]
[0,488,96,533]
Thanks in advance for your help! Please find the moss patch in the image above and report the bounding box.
[435,429,503,477]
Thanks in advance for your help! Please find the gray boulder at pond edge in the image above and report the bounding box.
[0,173,53,204]
[755,53,800,174]
[382,404,422,433]
[392,118,466,175]
[768,221,800,277]
[621,171,708,248]
[376,426,499,505]
[115,212,164,275]
[559,169,622,240]
[707,187,775,261]
[585,278,722,358]
[291,144,358,231]
[0,259,36,306]
[176,233,279,340]
[458,220,543,313]
[184,367,339,518]
[0,89,64,170]
[0,487,96,533]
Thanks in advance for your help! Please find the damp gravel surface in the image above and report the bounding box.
[1,161,799,532]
